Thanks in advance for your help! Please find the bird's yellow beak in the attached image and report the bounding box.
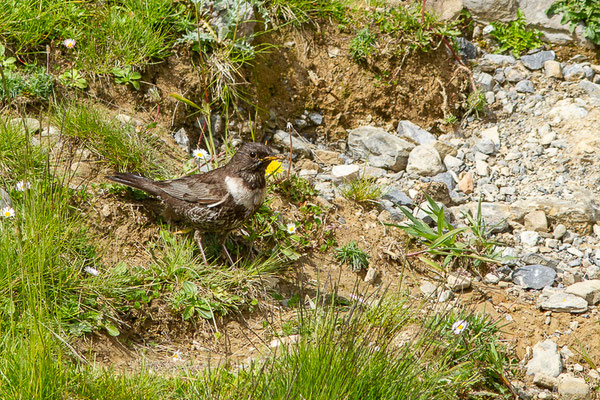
[261,154,284,162]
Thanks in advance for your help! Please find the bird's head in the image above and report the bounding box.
[229,142,282,174]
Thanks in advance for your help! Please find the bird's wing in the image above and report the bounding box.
[154,174,228,204]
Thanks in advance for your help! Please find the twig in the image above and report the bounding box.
[405,248,430,257]
[286,121,294,180]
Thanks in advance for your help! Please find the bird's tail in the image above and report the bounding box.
[106,172,162,197]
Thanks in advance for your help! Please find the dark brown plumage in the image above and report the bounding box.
[107,142,281,263]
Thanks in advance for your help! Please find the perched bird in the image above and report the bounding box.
[107,142,282,264]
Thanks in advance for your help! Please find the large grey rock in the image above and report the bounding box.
[382,187,413,207]
[474,137,496,155]
[425,0,464,20]
[520,50,556,70]
[540,292,588,313]
[273,129,313,157]
[463,0,516,22]
[565,280,600,305]
[579,80,600,99]
[505,66,528,82]
[396,120,436,145]
[406,145,444,176]
[515,79,535,93]
[347,126,415,172]
[475,72,494,91]
[481,53,517,68]
[526,339,562,377]
[563,64,586,81]
[558,374,591,400]
[512,265,556,289]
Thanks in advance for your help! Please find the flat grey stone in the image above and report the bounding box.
[482,53,517,68]
[396,120,436,145]
[540,292,588,313]
[382,187,412,207]
[521,253,558,269]
[475,72,494,91]
[512,265,556,289]
[307,111,323,125]
[431,172,456,191]
[474,137,496,154]
[563,64,586,81]
[521,50,555,70]
[565,280,600,305]
[347,126,415,172]
[331,164,360,183]
[526,339,562,377]
[579,80,600,99]
[406,145,444,176]
[516,79,535,93]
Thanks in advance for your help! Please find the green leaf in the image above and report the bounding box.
[168,93,203,110]
[183,305,195,320]
[182,280,198,296]
[105,323,120,336]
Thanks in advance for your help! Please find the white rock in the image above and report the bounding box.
[447,273,472,292]
[520,231,540,247]
[565,280,600,305]
[406,145,445,176]
[480,126,500,146]
[558,374,591,400]
[331,165,360,183]
[540,292,588,313]
[526,339,562,377]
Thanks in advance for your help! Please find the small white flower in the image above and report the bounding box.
[84,266,99,276]
[15,181,30,191]
[135,125,143,133]
[172,350,182,362]
[286,222,296,234]
[193,148,209,160]
[63,38,76,49]
[1,206,15,218]
[452,319,469,335]
[349,293,366,304]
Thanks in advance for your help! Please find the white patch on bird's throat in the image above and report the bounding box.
[225,176,266,210]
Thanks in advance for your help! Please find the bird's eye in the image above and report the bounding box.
[250,151,257,158]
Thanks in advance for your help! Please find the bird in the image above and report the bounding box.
[106,142,282,264]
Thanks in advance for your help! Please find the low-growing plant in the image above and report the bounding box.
[336,241,369,272]
[0,44,16,70]
[547,0,600,45]
[489,9,543,57]
[112,66,142,90]
[275,174,318,203]
[390,196,502,272]
[465,89,487,119]
[59,68,87,89]
[0,66,53,102]
[350,27,376,62]
[341,176,385,203]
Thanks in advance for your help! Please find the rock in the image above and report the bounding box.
[116,113,143,127]
[70,161,93,177]
[526,339,562,377]
[524,210,548,232]
[547,99,588,120]
[457,172,473,194]
[565,280,600,305]
[209,0,255,39]
[443,154,463,171]
[173,127,190,153]
[273,130,313,157]
[474,137,496,155]
[521,50,556,70]
[475,72,494,91]
[420,281,438,296]
[540,292,588,313]
[558,374,591,400]
[481,53,516,70]
[432,141,457,160]
[360,165,386,179]
[579,80,600,99]
[431,172,456,191]
[463,0,516,22]
[534,374,559,389]
[484,273,500,284]
[505,66,528,82]
[563,64,586,81]
[364,267,378,284]
[382,187,413,207]
[425,0,465,20]
[447,273,472,292]
[515,79,535,93]
[544,60,563,78]
[307,111,323,125]
[553,224,567,239]
[511,194,600,234]
[456,37,478,59]
[347,126,415,172]
[9,117,42,135]
[406,145,445,176]
[437,289,454,302]
[520,231,540,247]
[480,126,500,146]
[451,202,511,233]
[521,253,558,269]
[396,120,436,145]
[512,265,556,289]
[315,149,342,165]
[475,159,489,176]
[331,165,360,183]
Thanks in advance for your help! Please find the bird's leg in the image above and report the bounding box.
[219,233,235,266]
[194,230,208,265]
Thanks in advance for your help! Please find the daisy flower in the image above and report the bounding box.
[452,319,469,335]
[265,160,283,176]
[135,125,144,133]
[286,222,296,234]
[172,350,182,362]
[193,148,210,160]
[15,180,31,191]
[1,206,14,218]
[63,39,76,49]
[84,266,99,276]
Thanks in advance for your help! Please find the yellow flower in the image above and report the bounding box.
[265,160,283,176]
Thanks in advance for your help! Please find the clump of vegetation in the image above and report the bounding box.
[489,9,543,57]
[547,0,600,45]
[350,27,376,62]
[111,66,142,90]
[0,65,53,102]
[58,69,87,89]
[336,241,369,272]
[276,174,318,203]
[391,196,502,272]
[341,176,384,203]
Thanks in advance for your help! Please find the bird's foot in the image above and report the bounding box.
[194,230,209,265]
